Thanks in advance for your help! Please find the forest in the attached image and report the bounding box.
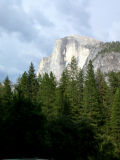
[99,41,120,54]
[0,57,120,160]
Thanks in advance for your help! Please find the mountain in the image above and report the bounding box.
[37,35,120,79]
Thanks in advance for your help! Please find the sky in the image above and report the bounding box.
[0,0,120,82]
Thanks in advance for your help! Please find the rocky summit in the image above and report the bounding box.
[37,35,120,79]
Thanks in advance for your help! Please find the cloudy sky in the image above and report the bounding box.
[0,0,120,82]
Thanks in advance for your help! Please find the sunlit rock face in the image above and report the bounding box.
[37,35,102,80]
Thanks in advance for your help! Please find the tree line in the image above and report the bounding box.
[0,57,120,159]
[99,41,120,54]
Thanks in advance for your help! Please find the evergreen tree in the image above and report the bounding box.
[68,56,78,80]
[83,60,100,127]
[58,57,78,121]
[75,69,84,121]
[37,73,42,86]
[0,76,12,121]
[3,76,12,100]
[96,69,111,129]
[108,71,118,95]
[77,69,84,107]
[96,69,108,106]
[6,88,47,158]
[57,68,71,120]
[59,68,69,96]
[67,57,78,107]
[1,57,120,159]
[37,72,57,120]
[58,57,84,123]
[16,71,28,98]
[111,88,120,154]
[28,62,38,101]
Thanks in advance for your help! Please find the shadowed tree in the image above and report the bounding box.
[83,60,101,127]
[111,88,120,155]
[28,62,38,101]
[37,72,57,120]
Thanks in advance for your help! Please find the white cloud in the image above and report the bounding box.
[1,0,120,82]
[0,0,92,82]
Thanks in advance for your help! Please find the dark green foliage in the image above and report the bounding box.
[99,138,117,160]
[3,76,12,99]
[111,88,120,154]
[37,72,57,120]
[0,76,12,121]
[27,62,38,100]
[96,69,108,106]
[99,41,120,54]
[47,117,99,160]
[83,60,101,127]
[58,57,84,123]
[93,41,120,62]
[0,86,47,158]
[0,60,120,159]
[96,69,111,130]
[108,71,119,95]
[76,69,84,108]
[17,71,28,98]
[16,63,39,101]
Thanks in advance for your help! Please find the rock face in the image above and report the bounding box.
[37,35,120,79]
[92,52,120,73]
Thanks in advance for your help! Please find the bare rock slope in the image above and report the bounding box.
[37,35,120,79]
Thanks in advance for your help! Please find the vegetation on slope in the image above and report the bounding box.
[99,41,120,54]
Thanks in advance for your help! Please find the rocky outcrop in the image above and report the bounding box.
[92,52,120,73]
[37,35,120,79]
[37,35,103,79]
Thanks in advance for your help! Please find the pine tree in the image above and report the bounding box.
[58,57,84,123]
[59,68,69,95]
[68,56,78,80]
[67,57,78,106]
[111,88,120,154]
[28,62,38,101]
[37,74,42,85]
[108,71,118,95]
[17,71,28,98]
[96,69,110,128]
[83,60,100,127]
[96,69,108,105]
[37,72,57,120]
[0,76,12,120]
[3,76,12,100]
[76,69,84,113]
[67,57,81,123]
[57,67,71,120]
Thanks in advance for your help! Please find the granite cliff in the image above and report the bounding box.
[37,35,120,79]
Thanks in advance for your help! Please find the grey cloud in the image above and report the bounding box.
[31,10,54,27]
[53,0,91,28]
[0,0,54,42]
[0,0,36,41]
[0,63,22,82]
[0,0,92,82]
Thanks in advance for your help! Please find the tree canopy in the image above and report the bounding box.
[0,59,119,159]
